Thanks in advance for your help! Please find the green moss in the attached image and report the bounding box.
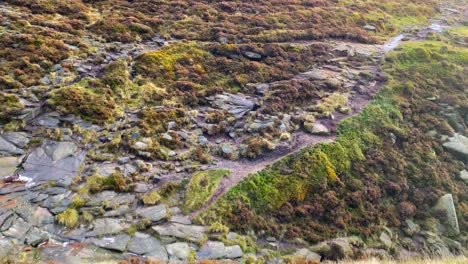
[208,221,229,234]
[0,93,24,123]
[141,190,161,205]
[182,169,230,214]
[56,208,79,228]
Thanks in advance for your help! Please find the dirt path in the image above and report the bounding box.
[188,63,383,219]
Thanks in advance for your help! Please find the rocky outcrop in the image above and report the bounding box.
[443,134,468,162]
[433,194,460,236]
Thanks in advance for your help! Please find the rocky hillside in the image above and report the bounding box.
[0,0,467,263]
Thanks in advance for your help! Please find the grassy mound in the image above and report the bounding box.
[183,169,231,214]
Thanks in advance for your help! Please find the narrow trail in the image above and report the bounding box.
[188,61,383,219]
[187,8,465,219]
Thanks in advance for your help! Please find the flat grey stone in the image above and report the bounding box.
[1,132,29,148]
[83,218,127,237]
[166,242,190,260]
[20,143,86,187]
[0,136,24,155]
[152,223,207,242]
[3,218,30,239]
[31,207,55,227]
[91,234,131,252]
[25,227,49,246]
[44,141,78,161]
[128,232,168,261]
[136,205,167,222]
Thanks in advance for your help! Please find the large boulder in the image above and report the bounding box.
[443,134,468,161]
[433,194,460,236]
[19,141,86,187]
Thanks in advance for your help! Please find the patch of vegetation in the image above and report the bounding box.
[47,79,119,124]
[0,93,24,123]
[141,190,161,205]
[83,171,131,194]
[182,169,230,214]
[198,34,468,243]
[56,208,79,228]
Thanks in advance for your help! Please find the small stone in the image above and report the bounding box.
[305,123,329,135]
[117,157,131,164]
[198,136,208,145]
[136,205,167,222]
[25,227,49,247]
[459,170,468,184]
[379,231,392,248]
[363,24,377,31]
[128,232,168,261]
[243,51,262,61]
[166,242,190,260]
[91,234,131,252]
[168,151,177,157]
[226,245,243,259]
[133,141,148,150]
